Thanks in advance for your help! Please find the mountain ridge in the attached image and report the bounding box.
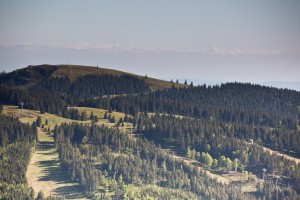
[0,64,182,90]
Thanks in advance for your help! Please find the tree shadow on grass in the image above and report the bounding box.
[38,159,67,182]
[36,150,57,156]
[38,159,88,199]
[54,185,87,199]
[36,152,88,199]
[37,141,54,150]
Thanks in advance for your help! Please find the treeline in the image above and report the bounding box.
[0,86,68,115]
[90,83,300,155]
[95,83,300,126]
[0,115,37,199]
[0,115,38,147]
[29,74,149,101]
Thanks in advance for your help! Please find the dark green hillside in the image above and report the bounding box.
[0,115,37,199]
[0,65,57,88]
[0,65,151,115]
[100,83,300,117]
[0,64,184,114]
[0,64,181,90]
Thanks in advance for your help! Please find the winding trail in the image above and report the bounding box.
[26,128,89,199]
[262,146,300,164]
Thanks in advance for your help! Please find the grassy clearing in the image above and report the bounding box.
[3,105,113,130]
[2,106,89,199]
[144,77,186,90]
[70,106,129,122]
[3,105,90,129]
[26,128,89,199]
[3,105,130,132]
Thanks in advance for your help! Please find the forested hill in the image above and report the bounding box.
[1,65,300,121]
[0,64,179,90]
[102,83,300,118]
[1,64,300,199]
[0,64,180,112]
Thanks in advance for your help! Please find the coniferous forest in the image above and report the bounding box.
[0,115,36,199]
[1,65,300,199]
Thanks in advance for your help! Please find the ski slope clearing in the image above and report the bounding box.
[26,128,89,199]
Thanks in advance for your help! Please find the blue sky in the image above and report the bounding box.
[0,1,300,85]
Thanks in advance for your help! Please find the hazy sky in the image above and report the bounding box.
[0,1,300,84]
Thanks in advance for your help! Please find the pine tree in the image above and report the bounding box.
[90,111,95,121]
[95,116,99,122]
[212,159,218,169]
[111,116,116,123]
[104,111,108,119]
[36,191,44,200]
[201,152,213,169]
[36,116,42,127]
[186,147,191,159]
[219,155,227,168]
[226,158,233,172]
[0,103,3,114]
[81,110,87,121]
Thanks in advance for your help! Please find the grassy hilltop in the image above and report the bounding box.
[0,64,184,90]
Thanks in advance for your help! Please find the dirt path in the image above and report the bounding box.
[262,146,300,164]
[26,128,89,199]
